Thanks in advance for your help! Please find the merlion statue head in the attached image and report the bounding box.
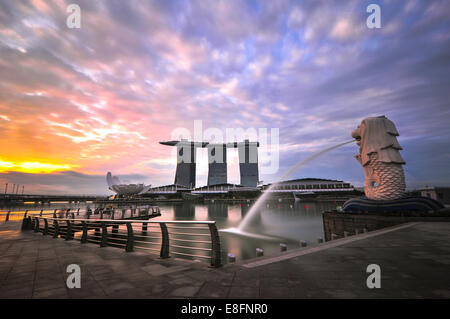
[352,116,406,200]
[352,116,405,166]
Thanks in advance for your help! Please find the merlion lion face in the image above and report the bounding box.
[351,125,362,147]
[352,116,406,201]
[351,124,364,166]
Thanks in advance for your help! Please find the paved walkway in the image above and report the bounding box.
[0,220,449,298]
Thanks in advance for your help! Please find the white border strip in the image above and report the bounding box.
[242,222,421,268]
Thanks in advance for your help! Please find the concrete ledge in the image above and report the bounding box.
[323,210,450,241]
[241,222,420,269]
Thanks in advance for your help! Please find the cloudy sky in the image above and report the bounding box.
[0,0,449,195]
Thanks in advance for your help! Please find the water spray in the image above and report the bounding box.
[221,139,355,236]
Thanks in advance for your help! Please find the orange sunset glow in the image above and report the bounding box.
[0,160,76,174]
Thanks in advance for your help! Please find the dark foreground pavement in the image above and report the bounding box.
[0,220,449,299]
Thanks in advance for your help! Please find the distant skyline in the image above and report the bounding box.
[0,0,449,195]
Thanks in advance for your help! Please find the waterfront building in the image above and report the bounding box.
[261,178,361,201]
[160,139,260,188]
[106,172,151,196]
[420,186,450,205]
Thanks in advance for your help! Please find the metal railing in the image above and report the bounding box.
[23,216,222,267]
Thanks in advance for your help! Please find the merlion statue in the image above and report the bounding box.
[343,115,444,213]
[351,116,406,200]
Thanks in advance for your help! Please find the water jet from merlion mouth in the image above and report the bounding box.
[221,140,355,236]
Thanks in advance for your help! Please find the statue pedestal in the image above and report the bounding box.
[343,196,444,213]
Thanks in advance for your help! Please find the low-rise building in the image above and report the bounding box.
[261,178,362,201]
[420,187,450,205]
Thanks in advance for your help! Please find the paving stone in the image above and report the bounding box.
[196,282,231,298]
[260,287,296,299]
[106,288,149,299]
[3,273,35,285]
[2,279,34,290]
[227,286,260,298]
[34,279,66,292]
[141,282,174,297]
[97,279,136,295]
[168,285,201,297]
[141,264,188,276]
[32,287,69,299]
[0,286,33,298]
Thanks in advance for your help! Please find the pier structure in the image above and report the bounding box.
[0,194,101,206]
[159,139,260,188]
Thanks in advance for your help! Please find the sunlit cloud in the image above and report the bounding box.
[0,160,77,173]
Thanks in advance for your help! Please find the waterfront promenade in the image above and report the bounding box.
[0,220,449,299]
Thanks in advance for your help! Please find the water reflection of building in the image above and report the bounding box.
[240,203,251,218]
[207,202,228,218]
[261,201,339,216]
[173,202,195,218]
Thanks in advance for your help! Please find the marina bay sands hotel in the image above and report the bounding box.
[160,139,259,188]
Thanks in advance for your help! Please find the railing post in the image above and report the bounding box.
[5,210,10,222]
[21,211,29,230]
[66,220,73,240]
[112,224,119,234]
[142,222,148,234]
[100,209,104,220]
[81,221,87,243]
[43,219,48,235]
[100,222,107,247]
[34,217,40,233]
[53,209,57,218]
[111,210,115,220]
[208,223,222,268]
[121,209,125,219]
[159,223,170,259]
[53,219,59,238]
[126,222,134,252]
[71,212,75,219]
